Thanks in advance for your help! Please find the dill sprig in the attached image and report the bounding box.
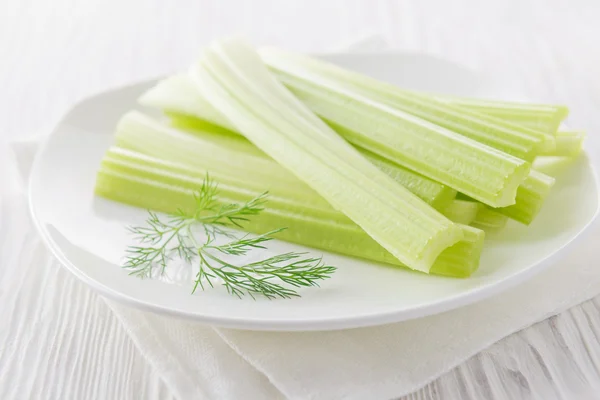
[123,175,336,299]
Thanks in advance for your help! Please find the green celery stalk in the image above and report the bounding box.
[115,113,328,205]
[121,110,456,211]
[499,170,555,224]
[442,200,481,225]
[139,74,233,129]
[189,39,464,272]
[157,110,551,226]
[457,169,555,225]
[166,112,553,226]
[260,48,550,161]
[539,131,585,157]
[360,149,457,211]
[95,147,484,277]
[472,207,509,229]
[145,89,552,225]
[142,70,530,207]
[432,95,568,135]
[170,112,456,210]
[245,74,529,207]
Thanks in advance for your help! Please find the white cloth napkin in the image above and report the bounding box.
[6,41,600,399]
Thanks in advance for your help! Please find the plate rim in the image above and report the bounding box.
[27,52,600,331]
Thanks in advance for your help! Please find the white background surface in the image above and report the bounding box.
[1,0,600,399]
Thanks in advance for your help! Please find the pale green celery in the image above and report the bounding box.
[95,147,484,277]
[142,73,556,159]
[500,170,555,224]
[168,112,456,210]
[141,74,531,208]
[260,49,548,161]
[442,200,481,225]
[142,79,549,217]
[357,149,457,210]
[115,111,329,205]
[167,111,239,136]
[120,111,456,211]
[503,119,561,133]
[539,131,585,157]
[431,95,569,135]
[145,59,530,207]
[139,74,233,129]
[457,169,555,225]
[189,39,464,272]
[259,71,530,207]
[472,207,509,229]
[101,147,349,222]
[533,156,580,177]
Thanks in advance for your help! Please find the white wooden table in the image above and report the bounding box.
[1,1,600,398]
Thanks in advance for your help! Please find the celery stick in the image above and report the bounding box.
[145,110,548,226]
[120,111,456,211]
[140,74,236,133]
[115,114,464,224]
[472,207,509,229]
[221,47,531,206]
[142,66,556,158]
[357,149,457,211]
[189,39,464,272]
[95,147,484,277]
[171,113,456,210]
[442,200,481,225]
[457,169,555,225]
[432,95,568,135]
[139,74,233,129]
[257,73,529,207]
[500,170,555,224]
[260,49,548,161]
[533,156,580,178]
[115,112,329,205]
[504,119,561,133]
[539,131,585,157]
[102,147,349,222]
[143,70,530,207]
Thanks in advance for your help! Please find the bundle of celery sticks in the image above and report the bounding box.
[95,38,584,278]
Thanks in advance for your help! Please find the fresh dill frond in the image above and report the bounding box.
[123,175,335,299]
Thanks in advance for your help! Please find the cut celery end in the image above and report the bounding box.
[442,200,481,225]
[190,39,464,272]
[167,112,457,210]
[458,169,555,225]
[472,207,509,230]
[539,131,585,157]
[430,225,484,278]
[500,170,556,225]
[95,156,484,277]
[431,95,569,136]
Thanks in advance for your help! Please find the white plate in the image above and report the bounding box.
[29,52,599,331]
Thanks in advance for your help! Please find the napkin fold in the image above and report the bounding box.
[8,38,600,400]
